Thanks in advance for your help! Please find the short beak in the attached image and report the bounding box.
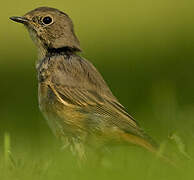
[10,16,29,24]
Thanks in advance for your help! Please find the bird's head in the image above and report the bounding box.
[10,7,81,58]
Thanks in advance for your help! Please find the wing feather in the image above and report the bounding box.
[51,84,146,137]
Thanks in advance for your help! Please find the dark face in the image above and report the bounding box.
[10,7,81,51]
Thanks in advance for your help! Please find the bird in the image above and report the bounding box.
[10,7,158,159]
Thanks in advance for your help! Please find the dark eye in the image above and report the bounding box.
[42,16,52,25]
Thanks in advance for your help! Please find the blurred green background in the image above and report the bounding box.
[1,0,194,179]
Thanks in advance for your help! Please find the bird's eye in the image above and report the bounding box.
[42,16,53,25]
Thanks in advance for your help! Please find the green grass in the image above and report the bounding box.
[0,146,191,180]
[0,124,193,180]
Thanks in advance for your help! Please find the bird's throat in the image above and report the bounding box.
[27,27,48,60]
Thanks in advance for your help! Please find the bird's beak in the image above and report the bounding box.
[10,16,29,24]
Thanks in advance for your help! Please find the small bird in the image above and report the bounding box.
[10,7,158,159]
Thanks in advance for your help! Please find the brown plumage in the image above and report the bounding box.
[10,7,158,159]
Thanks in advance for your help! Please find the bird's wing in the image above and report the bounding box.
[49,83,145,138]
[47,55,151,140]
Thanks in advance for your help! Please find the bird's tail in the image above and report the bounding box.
[118,130,158,153]
[118,130,177,167]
